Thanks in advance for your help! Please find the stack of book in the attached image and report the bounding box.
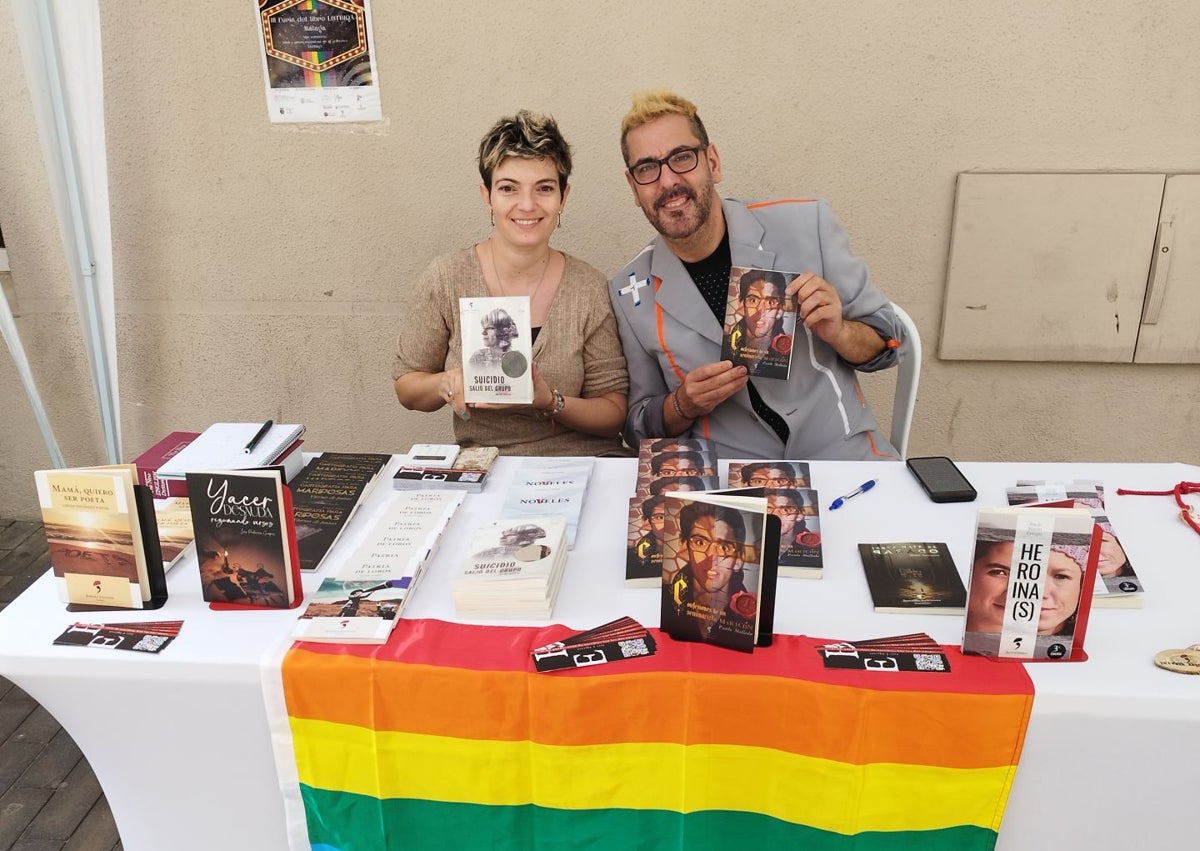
[728,460,823,579]
[292,490,464,643]
[625,437,720,588]
[1005,480,1143,608]
[392,445,500,493]
[150,422,306,495]
[290,452,392,572]
[500,457,593,547]
[452,516,568,619]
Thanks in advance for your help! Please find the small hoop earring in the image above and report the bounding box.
[557,212,562,229]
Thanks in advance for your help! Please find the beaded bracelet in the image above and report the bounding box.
[670,388,692,421]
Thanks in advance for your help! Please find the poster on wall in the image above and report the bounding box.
[255,0,382,123]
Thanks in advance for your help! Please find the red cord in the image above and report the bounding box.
[1116,482,1200,535]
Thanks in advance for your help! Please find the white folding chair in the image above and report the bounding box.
[888,303,921,460]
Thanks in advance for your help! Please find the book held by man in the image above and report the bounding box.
[719,266,799,380]
[459,296,534,404]
[35,465,167,611]
[961,506,1101,661]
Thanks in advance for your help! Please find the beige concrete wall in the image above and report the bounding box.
[1,2,1197,518]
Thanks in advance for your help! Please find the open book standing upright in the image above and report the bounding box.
[659,491,778,653]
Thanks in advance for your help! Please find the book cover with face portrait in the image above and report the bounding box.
[962,507,1101,661]
[1006,481,1143,607]
[659,493,778,653]
[459,296,534,404]
[719,266,799,380]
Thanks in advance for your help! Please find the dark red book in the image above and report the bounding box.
[131,431,200,499]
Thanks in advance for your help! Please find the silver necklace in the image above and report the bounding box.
[489,239,552,303]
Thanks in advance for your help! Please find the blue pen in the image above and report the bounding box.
[829,479,876,510]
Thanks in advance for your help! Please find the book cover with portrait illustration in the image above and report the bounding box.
[1005,482,1143,608]
[35,465,166,611]
[659,492,778,653]
[186,470,299,609]
[453,517,568,619]
[771,487,823,578]
[720,266,799,380]
[459,296,534,404]
[961,507,1101,661]
[858,541,966,613]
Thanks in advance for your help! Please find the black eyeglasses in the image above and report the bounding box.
[627,146,704,185]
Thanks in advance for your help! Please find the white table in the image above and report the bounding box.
[1,458,1198,851]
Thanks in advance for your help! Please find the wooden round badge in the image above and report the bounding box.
[1154,647,1200,675]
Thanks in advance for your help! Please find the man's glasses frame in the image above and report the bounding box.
[627,146,705,186]
[686,534,742,559]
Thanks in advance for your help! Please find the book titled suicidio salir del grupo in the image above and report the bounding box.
[858,542,967,614]
[35,465,167,610]
[961,506,1101,661]
[720,266,799,380]
[186,469,299,609]
[660,492,778,653]
[459,296,534,404]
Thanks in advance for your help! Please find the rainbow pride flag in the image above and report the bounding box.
[278,619,1032,850]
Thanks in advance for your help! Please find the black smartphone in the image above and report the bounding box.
[906,456,977,503]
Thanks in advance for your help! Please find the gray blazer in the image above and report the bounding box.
[608,198,902,461]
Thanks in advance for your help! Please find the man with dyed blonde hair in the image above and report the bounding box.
[608,89,904,461]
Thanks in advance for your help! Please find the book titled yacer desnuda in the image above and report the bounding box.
[35,464,167,611]
[459,296,534,404]
[186,469,300,609]
[659,492,778,653]
[719,266,799,380]
[857,542,967,614]
[961,507,1101,661]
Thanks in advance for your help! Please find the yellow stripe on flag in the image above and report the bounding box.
[290,717,1016,834]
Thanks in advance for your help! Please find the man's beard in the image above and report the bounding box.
[648,181,714,241]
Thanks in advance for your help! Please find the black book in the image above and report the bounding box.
[290,453,391,571]
[187,469,298,608]
[857,542,967,614]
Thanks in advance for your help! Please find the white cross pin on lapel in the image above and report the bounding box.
[618,273,650,306]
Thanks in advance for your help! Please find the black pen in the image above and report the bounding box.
[243,420,273,455]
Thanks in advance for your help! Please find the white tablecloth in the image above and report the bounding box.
[1,457,1198,851]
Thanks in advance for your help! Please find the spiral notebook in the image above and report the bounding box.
[156,422,305,481]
